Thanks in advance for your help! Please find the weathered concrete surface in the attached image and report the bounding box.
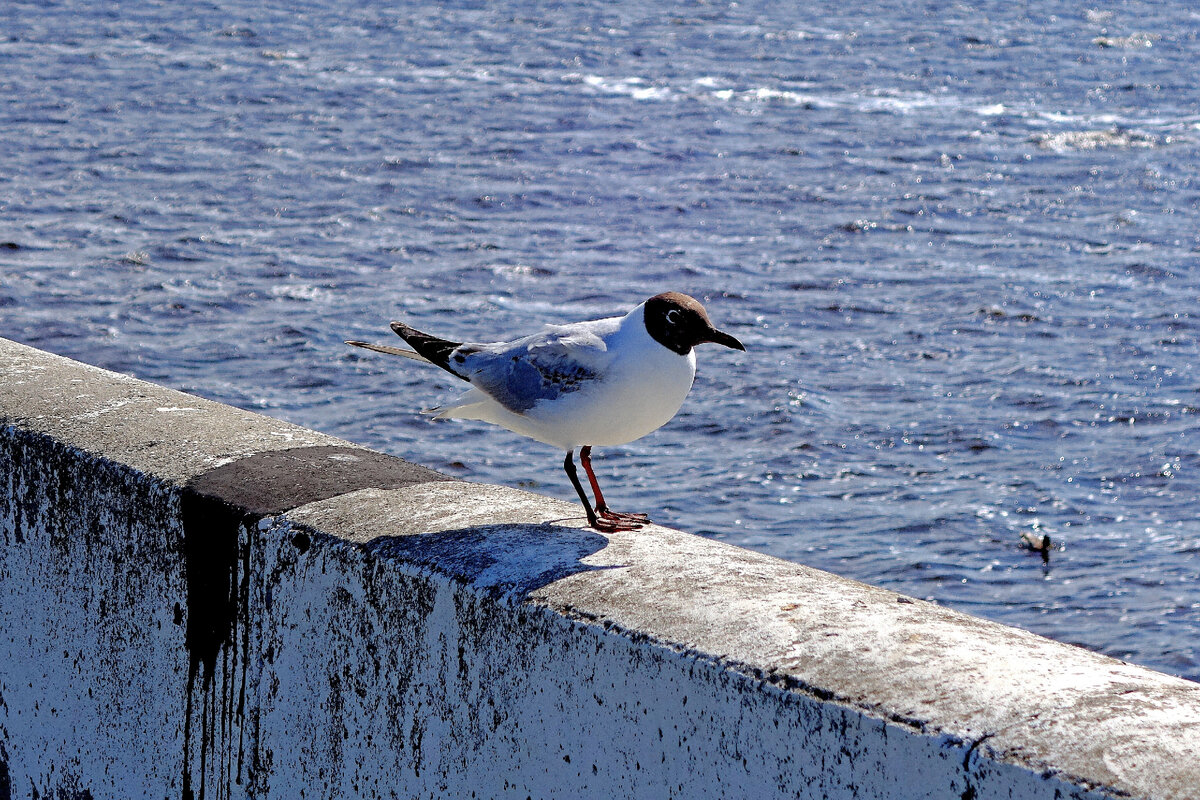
[1,336,1199,799]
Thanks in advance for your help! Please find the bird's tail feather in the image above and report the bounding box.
[389,322,471,382]
[345,340,432,362]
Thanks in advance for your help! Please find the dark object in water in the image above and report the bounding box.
[1020,530,1052,564]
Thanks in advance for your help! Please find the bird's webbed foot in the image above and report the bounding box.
[597,506,650,526]
[588,513,645,533]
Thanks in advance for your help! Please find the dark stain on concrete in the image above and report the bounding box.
[53,787,93,800]
[184,445,451,518]
[179,445,450,800]
[0,433,28,546]
[180,488,243,800]
[0,744,10,800]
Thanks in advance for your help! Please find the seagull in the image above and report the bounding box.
[346,292,744,532]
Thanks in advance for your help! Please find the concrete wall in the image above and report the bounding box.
[1,336,1198,800]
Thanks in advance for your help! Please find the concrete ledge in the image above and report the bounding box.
[1,336,1198,799]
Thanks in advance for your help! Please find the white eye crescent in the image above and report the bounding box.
[665,308,682,326]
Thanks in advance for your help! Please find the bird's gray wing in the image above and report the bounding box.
[458,325,610,414]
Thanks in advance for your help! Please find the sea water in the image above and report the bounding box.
[2,0,1198,680]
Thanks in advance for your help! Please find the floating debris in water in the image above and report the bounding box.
[1020,526,1053,564]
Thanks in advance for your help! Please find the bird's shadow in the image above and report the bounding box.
[359,522,619,599]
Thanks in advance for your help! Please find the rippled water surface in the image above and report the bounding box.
[3,1,1199,679]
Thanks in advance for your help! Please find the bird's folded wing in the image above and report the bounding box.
[459,328,610,414]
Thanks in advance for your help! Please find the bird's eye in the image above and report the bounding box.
[665,309,682,327]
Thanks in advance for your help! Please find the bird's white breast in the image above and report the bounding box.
[519,308,697,448]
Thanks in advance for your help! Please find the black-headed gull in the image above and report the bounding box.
[346,292,744,532]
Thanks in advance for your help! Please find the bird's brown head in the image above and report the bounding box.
[642,292,745,356]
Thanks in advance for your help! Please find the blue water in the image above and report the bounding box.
[3,0,1199,680]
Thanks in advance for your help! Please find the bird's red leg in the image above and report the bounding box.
[579,446,649,526]
[564,450,640,532]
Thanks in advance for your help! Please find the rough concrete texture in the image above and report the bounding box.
[0,338,347,483]
[1,336,1199,799]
